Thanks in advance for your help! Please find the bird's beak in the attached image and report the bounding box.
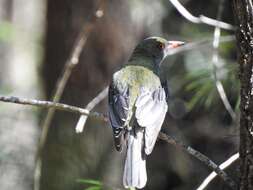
[167,41,185,48]
[164,41,185,57]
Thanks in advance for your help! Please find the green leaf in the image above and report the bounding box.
[204,88,215,108]
[77,179,102,186]
[185,77,209,91]
[84,186,101,190]
[185,69,210,80]
[187,81,213,110]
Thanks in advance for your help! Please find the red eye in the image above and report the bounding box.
[157,43,165,49]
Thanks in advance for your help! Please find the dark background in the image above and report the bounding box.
[0,0,239,190]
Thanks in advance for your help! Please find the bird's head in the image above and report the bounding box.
[131,37,185,67]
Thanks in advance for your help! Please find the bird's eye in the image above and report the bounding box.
[157,43,165,50]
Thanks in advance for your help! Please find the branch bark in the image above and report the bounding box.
[0,94,237,189]
[233,0,253,189]
[159,133,237,190]
[0,95,107,121]
[75,87,109,133]
[197,153,239,190]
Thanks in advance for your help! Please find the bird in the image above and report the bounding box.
[108,37,185,189]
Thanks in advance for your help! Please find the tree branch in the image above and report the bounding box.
[169,0,235,31]
[34,1,106,190]
[158,133,237,190]
[0,94,237,189]
[211,0,237,121]
[196,153,239,190]
[0,95,107,121]
[41,0,105,134]
[75,87,109,133]
[40,0,106,148]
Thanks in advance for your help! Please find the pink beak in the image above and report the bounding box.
[167,41,185,48]
[164,41,185,57]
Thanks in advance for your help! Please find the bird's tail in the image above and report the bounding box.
[123,130,147,189]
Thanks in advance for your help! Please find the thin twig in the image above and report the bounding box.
[158,133,237,190]
[196,153,239,190]
[169,0,235,31]
[35,1,106,189]
[0,95,107,121]
[75,87,109,133]
[41,0,105,138]
[0,94,237,189]
[211,0,237,121]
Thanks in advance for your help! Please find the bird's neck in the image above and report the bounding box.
[127,55,161,75]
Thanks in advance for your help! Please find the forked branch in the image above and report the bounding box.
[0,94,237,189]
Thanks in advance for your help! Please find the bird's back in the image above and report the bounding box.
[112,65,161,106]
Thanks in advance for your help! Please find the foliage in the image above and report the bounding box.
[0,21,14,42]
[77,179,103,190]
[173,36,239,115]
[77,178,135,190]
[183,61,239,112]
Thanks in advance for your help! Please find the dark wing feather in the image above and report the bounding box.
[161,79,170,102]
[135,87,168,155]
[108,84,129,151]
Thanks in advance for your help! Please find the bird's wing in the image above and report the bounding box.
[161,79,170,102]
[108,83,129,151]
[135,87,168,155]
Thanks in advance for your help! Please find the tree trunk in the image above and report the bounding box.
[233,1,253,189]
